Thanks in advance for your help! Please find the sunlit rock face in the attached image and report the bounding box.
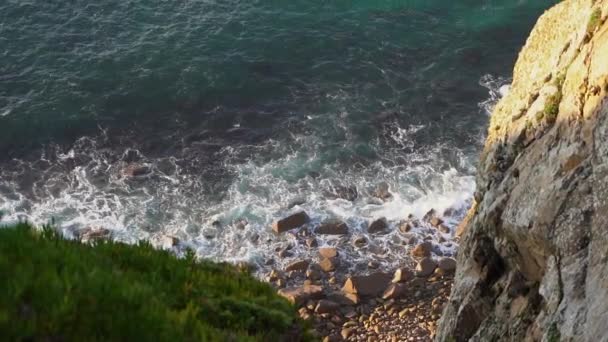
[436,1,608,341]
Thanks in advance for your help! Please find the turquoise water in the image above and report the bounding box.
[0,1,553,269]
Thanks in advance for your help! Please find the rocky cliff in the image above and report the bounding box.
[436,0,608,341]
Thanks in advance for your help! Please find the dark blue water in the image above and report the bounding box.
[0,1,553,271]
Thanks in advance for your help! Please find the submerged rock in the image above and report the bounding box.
[323,184,358,201]
[122,163,151,177]
[372,182,393,201]
[367,217,388,234]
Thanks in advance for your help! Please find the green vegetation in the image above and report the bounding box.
[540,72,566,124]
[0,223,310,341]
[547,323,561,342]
[587,8,602,34]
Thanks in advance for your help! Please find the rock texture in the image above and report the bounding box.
[437,1,608,341]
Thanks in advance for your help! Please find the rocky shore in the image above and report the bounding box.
[267,209,460,341]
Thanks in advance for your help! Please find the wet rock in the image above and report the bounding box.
[353,236,368,248]
[437,257,457,273]
[399,220,415,233]
[392,268,414,283]
[422,209,437,222]
[306,268,322,281]
[316,220,349,235]
[324,184,358,201]
[285,260,310,272]
[415,257,437,277]
[272,211,309,233]
[373,182,393,201]
[319,247,338,259]
[368,218,388,234]
[438,224,451,234]
[320,257,339,272]
[306,237,319,248]
[278,247,293,258]
[78,227,111,243]
[342,272,392,297]
[382,283,408,300]
[411,241,433,258]
[122,163,151,177]
[429,217,444,228]
[316,300,340,314]
[234,219,248,230]
[160,235,179,249]
[278,285,324,305]
[367,261,380,269]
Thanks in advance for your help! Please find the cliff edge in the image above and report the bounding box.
[436,0,608,341]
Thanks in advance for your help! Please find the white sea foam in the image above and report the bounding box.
[0,75,510,277]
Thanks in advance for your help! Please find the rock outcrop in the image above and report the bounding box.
[437,1,608,341]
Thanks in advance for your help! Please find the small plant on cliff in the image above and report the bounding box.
[587,8,602,35]
[540,72,565,124]
[547,323,561,342]
[0,223,311,341]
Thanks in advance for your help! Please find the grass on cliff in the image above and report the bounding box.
[0,222,310,341]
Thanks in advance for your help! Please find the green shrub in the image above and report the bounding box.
[588,8,602,34]
[0,223,311,341]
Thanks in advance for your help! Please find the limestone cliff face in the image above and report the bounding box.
[436,1,608,341]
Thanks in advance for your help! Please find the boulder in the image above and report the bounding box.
[285,260,310,272]
[272,211,309,233]
[342,272,392,297]
[278,285,324,305]
[411,241,433,258]
[326,291,359,306]
[415,257,437,277]
[438,257,457,273]
[429,217,444,227]
[368,217,388,234]
[382,283,408,300]
[319,247,338,259]
[315,300,340,314]
[319,257,339,272]
[316,220,349,235]
[392,268,414,283]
